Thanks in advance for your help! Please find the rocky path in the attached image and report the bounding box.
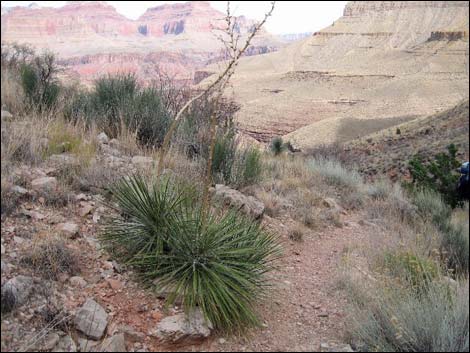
[192,215,369,352]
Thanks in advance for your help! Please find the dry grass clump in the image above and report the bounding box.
[21,235,79,280]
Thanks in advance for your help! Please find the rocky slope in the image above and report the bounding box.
[199,1,469,146]
[344,100,470,181]
[1,1,283,83]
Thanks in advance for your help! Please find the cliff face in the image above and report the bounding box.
[0,1,282,83]
[199,1,469,146]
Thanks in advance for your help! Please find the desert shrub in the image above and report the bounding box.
[383,251,439,290]
[66,73,172,147]
[211,133,238,184]
[231,147,263,188]
[270,136,285,156]
[101,174,281,332]
[408,144,462,207]
[347,279,469,352]
[366,179,392,201]
[21,237,79,280]
[309,157,363,191]
[20,52,61,111]
[413,190,469,274]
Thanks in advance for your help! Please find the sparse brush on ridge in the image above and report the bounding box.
[100,174,281,332]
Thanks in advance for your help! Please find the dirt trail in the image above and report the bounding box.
[186,214,370,352]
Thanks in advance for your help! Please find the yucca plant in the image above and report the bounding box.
[101,174,281,332]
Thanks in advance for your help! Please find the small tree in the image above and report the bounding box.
[270,136,285,156]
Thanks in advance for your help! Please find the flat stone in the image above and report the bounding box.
[57,222,79,237]
[69,276,87,288]
[74,299,108,340]
[106,279,123,291]
[20,208,46,220]
[52,335,77,352]
[153,308,212,343]
[11,185,29,195]
[320,342,354,352]
[99,333,127,352]
[31,177,57,192]
[212,184,265,220]
[77,338,99,352]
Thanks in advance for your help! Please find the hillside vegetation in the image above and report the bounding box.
[1,39,469,353]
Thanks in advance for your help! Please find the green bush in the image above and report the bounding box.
[238,147,263,187]
[383,251,439,289]
[101,175,280,332]
[270,136,285,156]
[409,144,462,207]
[348,279,469,352]
[66,73,172,147]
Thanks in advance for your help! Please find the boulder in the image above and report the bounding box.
[153,308,212,343]
[1,275,34,313]
[31,177,57,192]
[69,276,87,288]
[74,299,108,340]
[212,184,265,219]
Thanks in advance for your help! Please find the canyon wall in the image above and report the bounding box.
[1,1,283,83]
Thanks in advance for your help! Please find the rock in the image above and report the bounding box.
[99,333,127,352]
[1,245,5,255]
[77,338,99,352]
[31,176,57,192]
[153,308,212,343]
[1,275,34,313]
[48,154,79,166]
[35,332,60,351]
[98,132,109,144]
[80,203,94,217]
[320,342,354,352]
[322,198,341,210]
[106,279,123,291]
[212,184,265,220]
[52,335,77,352]
[74,299,108,340]
[131,156,153,168]
[69,276,87,288]
[57,222,80,238]
[20,208,46,220]
[1,110,13,119]
[119,325,145,341]
[11,185,29,195]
